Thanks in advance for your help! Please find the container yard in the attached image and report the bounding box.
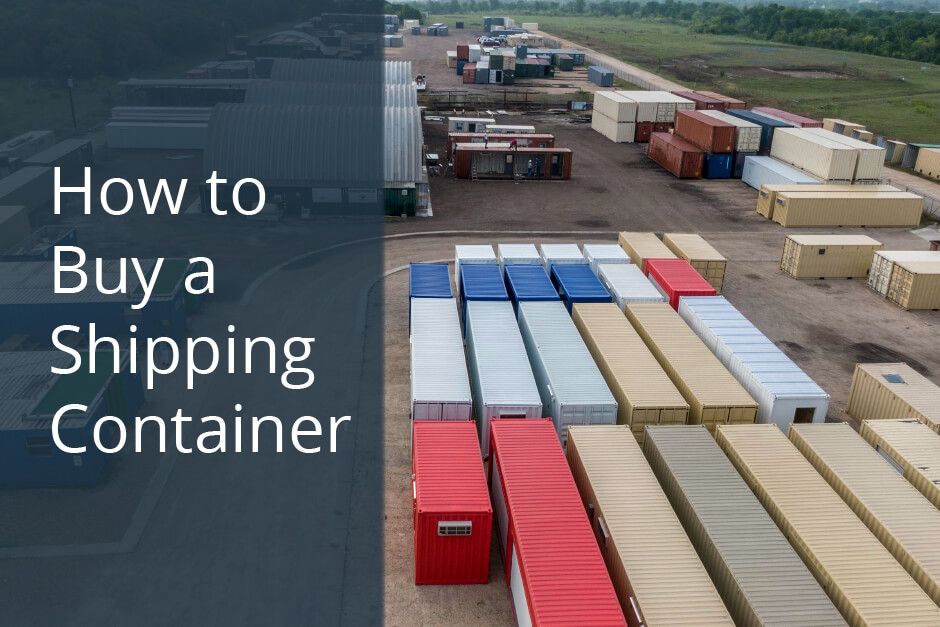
[567,425,732,625]
[643,426,846,627]
[716,424,940,626]
[780,235,884,279]
[859,419,940,509]
[846,363,940,432]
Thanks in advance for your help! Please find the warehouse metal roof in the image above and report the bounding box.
[270,59,412,84]
[244,80,417,108]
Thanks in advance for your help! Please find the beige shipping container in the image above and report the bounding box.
[887,258,940,310]
[780,234,884,279]
[594,91,638,123]
[846,363,940,432]
[914,147,940,181]
[617,232,676,272]
[446,51,457,68]
[772,191,924,228]
[591,111,636,143]
[770,128,858,182]
[644,425,847,627]
[623,302,757,431]
[803,128,885,180]
[0,205,30,253]
[716,424,940,627]
[572,303,689,443]
[662,233,727,294]
[755,183,898,219]
[860,419,940,510]
[789,423,940,606]
[698,110,761,153]
[891,141,907,164]
[566,425,733,626]
[869,250,940,296]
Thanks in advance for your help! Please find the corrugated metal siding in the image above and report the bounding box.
[887,259,940,310]
[617,232,676,272]
[270,58,412,84]
[699,110,761,152]
[245,81,418,108]
[742,156,820,190]
[582,244,630,274]
[567,425,732,626]
[645,258,716,309]
[410,298,472,420]
[772,191,923,228]
[789,423,940,605]
[644,425,845,627]
[454,245,496,298]
[504,265,558,304]
[662,233,726,293]
[846,363,940,432]
[497,243,540,272]
[716,424,940,627]
[597,264,664,310]
[780,235,883,279]
[539,243,585,272]
[409,263,452,299]
[551,264,612,312]
[859,419,940,510]
[770,128,858,182]
[869,251,940,296]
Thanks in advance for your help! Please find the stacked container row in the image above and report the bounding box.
[770,128,858,182]
[674,110,735,153]
[803,128,884,181]
[771,190,923,227]
[859,419,940,510]
[846,363,940,432]
[699,110,761,152]
[742,156,820,190]
[662,233,727,293]
[410,298,472,420]
[780,235,884,279]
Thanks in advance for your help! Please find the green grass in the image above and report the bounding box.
[439,14,940,144]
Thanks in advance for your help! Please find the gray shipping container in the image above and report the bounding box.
[465,300,542,457]
[517,300,618,445]
[644,425,847,627]
[582,244,630,274]
[410,298,472,421]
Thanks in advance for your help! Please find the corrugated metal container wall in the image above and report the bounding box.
[703,153,733,179]
[742,156,820,190]
[672,90,724,111]
[497,243,541,274]
[539,243,585,273]
[582,243,630,274]
[725,110,794,150]
[846,363,940,432]
[413,421,492,585]
[645,258,716,310]
[454,244,497,298]
[695,90,746,109]
[716,424,940,627]
[409,263,453,327]
[516,301,618,445]
[751,106,823,128]
[459,263,509,330]
[593,92,638,123]
[567,426,732,626]
[869,251,940,296]
[662,233,726,294]
[789,423,940,605]
[465,301,542,457]
[673,110,735,153]
[572,305,688,442]
[780,235,884,279]
[551,264,612,313]
[410,298,472,421]
[678,296,829,430]
[504,264,559,309]
[648,133,704,178]
[699,110,761,153]
[914,147,940,180]
[624,302,757,431]
[772,191,923,228]
[591,112,636,143]
[802,128,885,180]
[770,128,857,182]
[488,419,626,627]
[597,263,665,310]
[859,419,940,509]
[887,259,940,310]
[617,232,676,273]
[644,425,846,627]
[757,183,898,219]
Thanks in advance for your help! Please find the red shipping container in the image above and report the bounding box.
[462,63,476,84]
[413,421,492,585]
[648,132,704,178]
[645,258,717,310]
[695,90,746,109]
[635,121,653,143]
[456,41,470,61]
[672,90,724,111]
[652,122,672,133]
[751,106,823,128]
[674,110,735,153]
[489,419,626,626]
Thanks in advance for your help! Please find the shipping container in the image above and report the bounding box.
[672,91,723,111]
[617,232,676,272]
[742,155,819,190]
[0,166,54,215]
[462,63,476,84]
[410,298,472,421]
[573,305,688,442]
[772,190,923,228]
[694,90,746,109]
[859,419,940,510]
[539,242,585,273]
[674,111,735,153]
[770,128,858,182]
[2,225,77,262]
[466,301,542,457]
[497,243,541,274]
[648,133,704,178]
[454,244,497,298]
[780,235,884,279]
[412,421,491,585]
[593,92,637,123]
[517,301,618,445]
[846,363,940,432]
[456,41,470,60]
[661,234,726,293]
[447,117,495,133]
[645,258,716,310]
[869,250,940,296]
[789,423,940,605]
[698,111,761,153]
[0,205,31,254]
[591,112,636,143]
[566,425,730,625]
[887,258,940,310]
[801,128,885,181]
[702,153,732,179]
[410,263,452,300]
[22,138,93,184]
[757,183,898,219]
[678,296,830,430]
[446,132,555,159]
[488,419,626,627]
[597,263,665,310]
[619,91,674,124]
[823,118,861,134]
[634,121,653,143]
[588,66,615,87]
[725,109,794,149]
[551,264,612,312]
[504,264,559,309]
[644,425,846,627]
[914,147,940,180]
[459,264,509,330]
[486,124,535,134]
[716,424,940,627]
[453,146,572,180]
[582,243,629,274]
[624,302,757,431]
[751,107,822,128]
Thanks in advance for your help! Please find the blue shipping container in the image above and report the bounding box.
[550,264,612,313]
[732,151,756,179]
[410,263,453,299]
[457,59,467,75]
[703,153,733,179]
[504,265,558,312]
[588,65,614,87]
[725,110,794,150]
[460,264,509,331]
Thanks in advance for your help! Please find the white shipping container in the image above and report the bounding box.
[742,156,820,190]
[468,45,482,62]
[517,301,618,445]
[699,110,762,153]
[465,301,543,456]
[582,244,630,274]
[410,298,472,421]
[497,243,541,274]
[593,92,638,123]
[803,127,885,180]
[591,112,636,143]
[678,296,829,430]
[770,128,858,182]
[539,243,585,273]
[455,244,497,297]
[615,90,662,123]
[597,263,664,310]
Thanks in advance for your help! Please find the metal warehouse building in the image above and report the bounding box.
[0,351,145,487]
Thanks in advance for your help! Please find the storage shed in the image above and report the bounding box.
[780,235,884,279]
[412,421,491,585]
[550,264,612,312]
[409,298,472,421]
[859,419,940,510]
[846,363,940,432]
[596,263,664,310]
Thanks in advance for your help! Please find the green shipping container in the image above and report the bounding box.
[489,52,503,70]
[385,187,416,216]
[555,54,573,71]
[502,70,515,86]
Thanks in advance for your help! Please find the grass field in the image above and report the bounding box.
[439,15,940,144]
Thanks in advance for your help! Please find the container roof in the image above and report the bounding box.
[270,59,412,85]
[551,264,611,300]
[460,264,509,300]
[504,265,558,301]
[409,263,452,299]
[465,301,541,406]
[413,421,489,513]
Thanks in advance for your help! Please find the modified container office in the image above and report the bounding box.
[568,425,732,626]
[860,419,940,510]
[716,424,940,627]
[644,425,846,627]
[617,231,676,272]
[412,421,492,585]
[504,264,558,310]
[517,301,618,445]
[459,264,509,330]
[497,243,541,273]
[454,244,497,298]
[538,243,585,273]
[550,264,612,313]
[597,263,665,310]
[488,419,626,627]
[662,233,727,294]
[846,363,940,432]
[742,156,820,190]
[678,296,829,430]
[645,258,717,310]
[582,243,629,274]
[465,300,542,457]
[410,298,472,421]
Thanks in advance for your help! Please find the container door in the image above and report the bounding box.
[509,546,533,627]
[504,154,514,176]
[491,456,509,557]
[550,154,562,177]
